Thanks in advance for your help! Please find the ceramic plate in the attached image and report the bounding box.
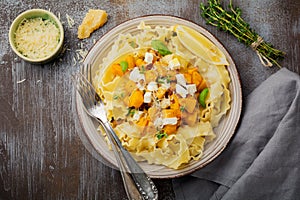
[75,15,242,179]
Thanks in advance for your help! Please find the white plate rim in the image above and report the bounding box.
[75,15,243,179]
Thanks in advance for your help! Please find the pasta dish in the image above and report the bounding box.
[93,22,231,169]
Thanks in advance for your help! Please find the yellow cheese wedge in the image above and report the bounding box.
[78,9,108,39]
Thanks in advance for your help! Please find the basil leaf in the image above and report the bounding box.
[120,61,128,72]
[151,40,172,56]
[199,88,209,108]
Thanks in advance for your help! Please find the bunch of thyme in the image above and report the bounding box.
[200,0,285,67]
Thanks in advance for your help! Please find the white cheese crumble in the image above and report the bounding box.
[133,111,144,121]
[168,58,180,70]
[144,92,152,103]
[129,67,145,83]
[162,117,178,125]
[147,81,158,91]
[154,118,163,128]
[186,84,197,95]
[175,74,186,86]
[176,84,188,98]
[144,52,153,63]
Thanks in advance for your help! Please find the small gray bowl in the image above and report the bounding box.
[9,9,64,64]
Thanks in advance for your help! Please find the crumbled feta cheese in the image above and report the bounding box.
[133,111,143,121]
[147,81,158,91]
[144,52,153,64]
[129,67,145,83]
[154,118,163,128]
[176,84,188,98]
[137,82,145,91]
[144,92,152,103]
[168,58,180,70]
[186,84,197,95]
[162,117,178,125]
[175,74,186,86]
[161,98,171,108]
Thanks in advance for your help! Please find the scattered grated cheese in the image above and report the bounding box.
[17,79,26,84]
[66,14,75,28]
[72,57,77,66]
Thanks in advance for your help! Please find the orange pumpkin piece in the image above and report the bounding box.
[156,88,166,99]
[135,58,145,67]
[192,71,203,87]
[162,109,177,118]
[111,63,123,76]
[129,90,144,108]
[126,55,135,69]
[170,95,181,117]
[184,73,192,84]
[163,125,177,134]
[198,79,207,91]
[187,67,198,74]
[136,116,149,127]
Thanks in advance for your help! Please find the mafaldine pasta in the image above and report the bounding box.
[93,22,231,169]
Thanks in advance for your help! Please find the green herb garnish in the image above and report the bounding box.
[200,0,285,67]
[130,41,138,48]
[120,61,128,72]
[140,65,146,74]
[180,106,185,112]
[156,131,168,139]
[151,40,172,56]
[113,93,124,100]
[113,95,119,100]
[199,88,209,108]
[126,108,136,116]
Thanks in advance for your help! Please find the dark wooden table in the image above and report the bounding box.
[1,0,299,199]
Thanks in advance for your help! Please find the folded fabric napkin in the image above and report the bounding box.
[173,68,300,200]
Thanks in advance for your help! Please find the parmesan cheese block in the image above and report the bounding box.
[78,9,108,39]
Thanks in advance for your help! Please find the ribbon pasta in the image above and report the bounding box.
[93,22,231,169]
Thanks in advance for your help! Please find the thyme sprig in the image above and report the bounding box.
[200,0,285,68]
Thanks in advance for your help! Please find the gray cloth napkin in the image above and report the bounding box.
[172,68,300,200]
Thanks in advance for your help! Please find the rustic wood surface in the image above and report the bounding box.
[0,0,299,199]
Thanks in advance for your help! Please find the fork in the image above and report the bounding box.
[72,64,158,200]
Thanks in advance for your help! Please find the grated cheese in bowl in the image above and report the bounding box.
[9,9,64,64]
[15,17,60,59]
